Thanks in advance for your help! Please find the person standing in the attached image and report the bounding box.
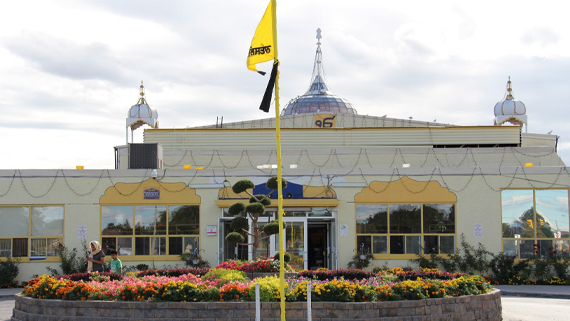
[109,250,122,275]
[85,240,105,272]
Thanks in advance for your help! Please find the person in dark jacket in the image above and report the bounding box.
[85,240,105,272]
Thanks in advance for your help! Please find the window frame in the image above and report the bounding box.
[100,204,200,261]
[355,203,457,259]
[501,188,570,259]
[0,205,64,262]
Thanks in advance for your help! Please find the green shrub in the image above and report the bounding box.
[409,252,439,270]
[232,180,255,194]
[136,264,149,271]
[250,195,271,206]
[45,240,89,276]
[228,202,246,216]
[226,232,245,243]
[0,256,20,288]
[489,252,530,284]
[407,233,491,275]
[249,276,280,301]
[202,268,246,284]
[272,251,291,263]
[263,221,285,235]
[551,251,570,280]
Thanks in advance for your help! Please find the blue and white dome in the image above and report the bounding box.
[282,29,357,116]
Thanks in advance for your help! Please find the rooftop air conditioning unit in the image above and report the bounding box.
[128,143,163,169]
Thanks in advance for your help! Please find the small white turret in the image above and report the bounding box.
[126,81,159,144]
[494,77,527,132]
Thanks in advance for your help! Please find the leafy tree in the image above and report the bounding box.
[225,177,286,259]
[512,207,554,238]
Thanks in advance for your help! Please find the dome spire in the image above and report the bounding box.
[307,28,329,94]
[138,81,148,105]
[281,29,357,116]
[506,76,513,100]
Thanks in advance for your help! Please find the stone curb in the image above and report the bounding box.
[11,290,502,321]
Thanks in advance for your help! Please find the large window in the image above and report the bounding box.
[102,205,199,257]
[0,206,64,258]
[501,189,570,258]
[356,203,455,256]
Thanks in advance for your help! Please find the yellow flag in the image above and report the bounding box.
[247,1,275,75]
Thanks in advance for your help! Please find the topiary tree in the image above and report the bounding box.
[225,177,286,259]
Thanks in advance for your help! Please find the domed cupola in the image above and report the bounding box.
[494,77,527,132]
[126,81,159,144]
[282,28,357,116]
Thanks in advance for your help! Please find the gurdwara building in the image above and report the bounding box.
[1,31,567,279]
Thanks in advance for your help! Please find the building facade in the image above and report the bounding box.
[1,32,568,280]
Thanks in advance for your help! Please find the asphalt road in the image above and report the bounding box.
[1,296,569,321]
[501,296,570,321]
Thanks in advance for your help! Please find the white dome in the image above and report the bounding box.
[128,103,158,119]
[494,99,526,116]
[126,82,159,132]
[493,77,526,117]
[493,77,527,129]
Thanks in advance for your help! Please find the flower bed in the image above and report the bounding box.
[215,258,295,273]
[22,266,493,303]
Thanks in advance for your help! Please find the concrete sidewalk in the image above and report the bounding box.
[0,288,22,300]
[495,285,570,299]
[2,285,569,300]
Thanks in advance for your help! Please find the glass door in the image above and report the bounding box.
[249,216,273,260]
[276,219,307,270]
[329,220,337,270]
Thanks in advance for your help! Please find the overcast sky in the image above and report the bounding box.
[1,0,569,169]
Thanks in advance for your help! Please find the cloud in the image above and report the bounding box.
[521,27,560,47]
[3,31,127,83]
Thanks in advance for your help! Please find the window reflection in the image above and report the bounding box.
[440,236,455,254]
[356,204,387,233]
[503,240,518,257]
[423,204,455,233]
[31,207,63,237]
[168,205,199,235]
[102,206,133,235]
[536,190,569,238]
[520,240,535,259]
[0,207,29,237]
[501,190,534,238]
[372,236,387,254]
[501,189,570,258]
[356,203,456,255]
[102,204,199,257]
[357,235,371,254]
[135,206,167,235]
[406,236,421,254]
[390,236,404,254]
[0,239,10,257]
[390,204,421,234]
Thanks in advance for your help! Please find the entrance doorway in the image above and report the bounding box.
[308,224,328,270]
[279,220,334,270]
[219,208,337,270]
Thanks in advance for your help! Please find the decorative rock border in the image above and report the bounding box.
[12,289,501,321]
